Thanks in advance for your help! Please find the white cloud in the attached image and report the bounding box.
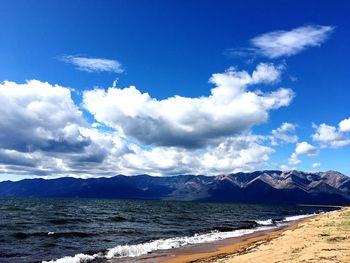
[61,55,124,73]
[120,135,274,175]
[287,141,318,167]
[0,78,281,178]
[312,162,321,168]
[0,80,131,177]
[288,152,301,165]
[0,80,101,175]
[271,122,298,145]
[83,63,294,148]
[339,118,350,132]
[295,141,319,156]
[312,123,350,148]
[0,80,87,153]
[199,135,274,174]
[0,79,276,178]
[251,25,334,58]
[279,164,294,171]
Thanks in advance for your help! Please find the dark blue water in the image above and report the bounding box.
[0,198,337,263]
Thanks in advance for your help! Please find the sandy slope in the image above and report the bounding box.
[198,207,350,263]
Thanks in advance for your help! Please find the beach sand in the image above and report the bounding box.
[162,207,350,263]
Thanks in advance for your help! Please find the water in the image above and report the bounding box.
[0,198,337,263]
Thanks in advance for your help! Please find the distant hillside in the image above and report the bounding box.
[0,170,349,204]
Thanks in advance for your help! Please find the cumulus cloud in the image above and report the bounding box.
[271,122,298,145]
[61,55,124,73]
[312,123,350,148]
[0,61,298,178]
[312,162,321,168]
[288,152,301,165]
[287,141,318,167]
[251,25,334,58]
[199,135,274,174]
[83,63,294,148]
[339,118,350,132]
[0,75,282,178]
[295,141,319,156]
[120,135,274,175]
[0,80,133,177]
[0,80,123,176]
[0,80,88,153]
[279,164,292,171]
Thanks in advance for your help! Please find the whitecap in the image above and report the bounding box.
[42,253,97,263]
[42,213,316,262]
[255,219,274,226]
[283,213,315,222]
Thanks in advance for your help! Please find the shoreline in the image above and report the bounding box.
[104,225,287,263]
[157,206,348,263]
[46,206,345,263]
[106,208,333,263]
[159,216,316,263]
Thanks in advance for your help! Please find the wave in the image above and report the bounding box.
[255,219,274,226]
[105,225,276,259]
[42,213,316,263]
[43,225,273,263]
[283,213,315,222]
[255,213,315,226]
[43,253,96,263]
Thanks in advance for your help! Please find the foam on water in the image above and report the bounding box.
[41,213,317,263]
[255,213,315,226]
[105,226,274,258]
[255,219,274,225]
[283,213,315,222]
[43,225,274,263]
[43,253,96,263]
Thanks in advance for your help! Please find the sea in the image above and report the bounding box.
[0,198,338,263]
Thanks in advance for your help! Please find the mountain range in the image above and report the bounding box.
[1,170,349,204]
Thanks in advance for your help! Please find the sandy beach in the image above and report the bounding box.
[161,207,350,263]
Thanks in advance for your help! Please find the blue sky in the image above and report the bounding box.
[0,0,350,181]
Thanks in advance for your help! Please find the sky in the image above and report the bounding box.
[0,0,350,181]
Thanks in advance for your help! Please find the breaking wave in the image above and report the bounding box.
[255,213,315,226]
[43,225,273,263]
[42,213,317,263]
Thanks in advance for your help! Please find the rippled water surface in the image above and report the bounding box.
[0,198,336,262]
